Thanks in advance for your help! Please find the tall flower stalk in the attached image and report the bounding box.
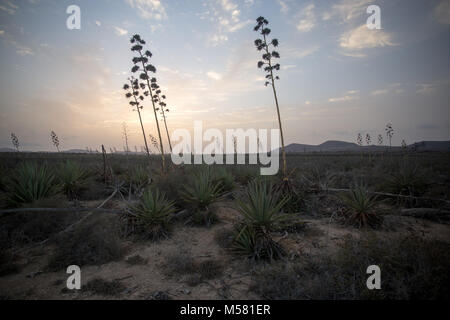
[11,133,20,152]
[130,34,165,172]
[123,77,152,167]
[151,78,172,153]
[253,17,287,178]
[51,130,60,152]
[385,123,394,149]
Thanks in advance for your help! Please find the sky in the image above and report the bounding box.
[0,0,449,152]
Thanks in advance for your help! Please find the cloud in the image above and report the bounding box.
[277,0,289,14]
[220,0,238,12]
[204,0,250,46]
[297,4,316,32]
[125,0,167,20]
[207,71,223,81]
[114,27,128,36]
[323,0,372,22]
[328,90,359,102]
[282,64,297,70]
[328,95,358,103]
[371,89,388,96]
[0,1,18,15]
[8,39,34,56]
[284,45,319,59]
[434,1,450,25]
[416,83,437,95]
[208,34,228,46]
[150,23,162,33]
[340,24,395,51]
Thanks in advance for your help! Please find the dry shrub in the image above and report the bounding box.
[251,233,450,299]
[47,215,124,271]
[162,250,223,286]
[83,278,126,296]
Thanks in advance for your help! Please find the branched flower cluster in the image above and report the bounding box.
[11,133,19,152]
[51,130,60,152]
[254,17,280,87]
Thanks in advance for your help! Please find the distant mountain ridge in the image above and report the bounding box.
[1,140,450,153]
[282,140,450,153]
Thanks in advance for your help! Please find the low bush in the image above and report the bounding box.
[251,233,450,299]
[47,216,124,271]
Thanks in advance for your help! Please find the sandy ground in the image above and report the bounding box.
[1,200,449,300]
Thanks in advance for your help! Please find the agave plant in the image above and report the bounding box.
[386,160,427,197]
[339,183,381,228]
[233,179,289,261]
[181,168,224,210]
[7,162,57,205]
[128,165,151,195]
[253,16,287,178]
[124,188,175,240]
[212,167,235,192]
[130,34,166,172]
[58,160,88,199]
[237,179,289,230]
[181,168,224,226]
[233,224,285,261]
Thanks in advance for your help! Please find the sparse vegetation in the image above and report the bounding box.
[251,234,450,299]
[47,216,124,271]
[6,162,57,206]
[339,183,382,228]
[83,278,126,296]
[234,179,288,261]
[123,188,175,240]
[181,168,224,226]
[58,160,88,200]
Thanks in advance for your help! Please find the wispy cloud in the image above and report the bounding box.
[125,0,167,20]
[323,0,372,22]
[371,89,388,96]
[416,83,437,95]
[297,4,316,33]
[328,89,359,102]
[328,95,358,103]
[205,0,251,46]
[207,70,223,81]
[114,27,128,36]
[277,0,289,14]
[284,45,319,59]
[340,24,395,56]
[0,1,18,15]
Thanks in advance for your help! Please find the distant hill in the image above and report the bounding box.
[64,149,89,153]
[282,140,450,153]
[283,140,361,153]
[0,147,16,152]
